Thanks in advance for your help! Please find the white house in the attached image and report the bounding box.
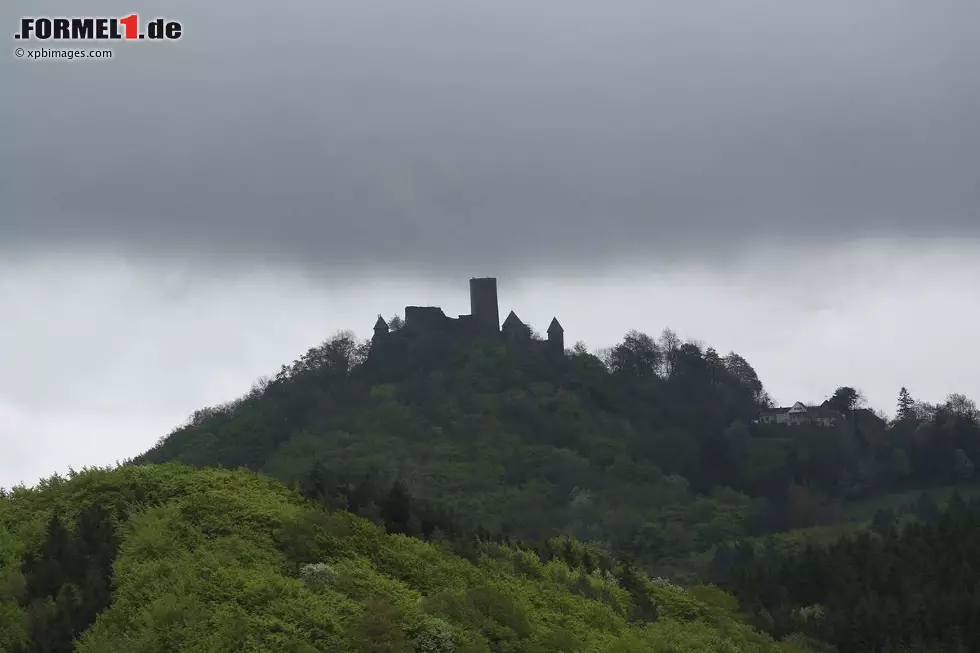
[757,401,841,427]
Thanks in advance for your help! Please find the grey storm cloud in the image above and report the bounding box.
[4,0,979,274]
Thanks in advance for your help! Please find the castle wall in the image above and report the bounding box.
[404,306,452,332]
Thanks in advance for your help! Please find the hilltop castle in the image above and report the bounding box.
[371,277,564,355]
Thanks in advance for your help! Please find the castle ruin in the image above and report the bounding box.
[372,277,564,355]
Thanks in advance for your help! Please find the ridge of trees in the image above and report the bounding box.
[719,493,980,652]
[131,328,980,584]
[4,323,979,652]
[0,464,797,653]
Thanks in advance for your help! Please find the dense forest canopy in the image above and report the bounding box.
[135,327,979,575]
[1,464,799,653]
[4,324,979,652]
[722,493,980,653]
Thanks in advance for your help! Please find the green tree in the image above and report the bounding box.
[351,599,412,653]
[381,480,413,536]
[915,492,941,524]
[608,330,660,377]
[871,508,896,537]
[897,387,915,421]
[22,513,73,602]
[723,352,767,406]
[827,386,862,414]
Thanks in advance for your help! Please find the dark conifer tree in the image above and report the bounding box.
[897,387,915,421]
[380,479,413,535]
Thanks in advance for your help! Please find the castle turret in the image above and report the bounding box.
[501,310,531,341]
[547,317,564,354]
[469,277,500,335]
[372,315,389,341]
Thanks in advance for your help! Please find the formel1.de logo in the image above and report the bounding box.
[14,16,182,41]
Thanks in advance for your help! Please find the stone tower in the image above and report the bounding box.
[501,310,531,341]
[547,317,564,354]
[372,315,389,342]
[469,277,500,335]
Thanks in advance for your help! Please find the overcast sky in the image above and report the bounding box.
[3,1,978,488]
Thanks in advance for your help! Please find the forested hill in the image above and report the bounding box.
[0,464,795,653]
[135,327,980,579]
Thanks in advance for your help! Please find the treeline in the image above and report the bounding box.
[4,504,119,653]
[297,462,661,622]
[133,328,980,581]
[7,322,980,652]
[717,494,980,652]
[0,465,793,653]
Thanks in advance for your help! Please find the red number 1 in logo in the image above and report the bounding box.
[119,14,138,39]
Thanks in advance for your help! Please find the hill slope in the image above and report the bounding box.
[135,330,979,579]
[722,493,980,652]
[135,330,775,574]
[0,464,800,652]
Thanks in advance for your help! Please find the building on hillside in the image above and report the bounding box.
[370,277,565,355]
[546,317,564,356]
[757,401,842,427]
